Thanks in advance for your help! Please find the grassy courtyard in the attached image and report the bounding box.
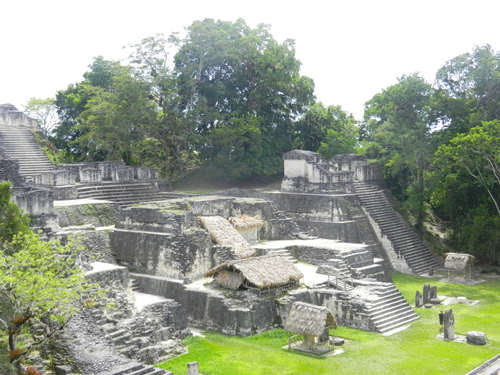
[158,272,500,375]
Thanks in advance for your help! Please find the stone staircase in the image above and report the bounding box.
[76,183,176,207]
[340,250,385,279]
[353,182,441,275]
[365,283,419,333]
[130,278,141,292]
[89,309,171,375]
[267,248,298,263]
[0,125,55,180]
[96,361,171,375]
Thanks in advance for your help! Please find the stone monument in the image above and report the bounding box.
[423,284,430,304]
[415,290,423,307]
[443,309,455,340]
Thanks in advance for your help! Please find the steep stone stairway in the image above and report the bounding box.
[340,250,385,279]
[96,362,171,375]
[76,183,177,207]
[267,248,298,263]
[89,309,171,375]
[0,125,55,180]
[365,283,419,333]
[353,182,441,275]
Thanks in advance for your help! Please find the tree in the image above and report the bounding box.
[0,183,30,246]
[294,102,358,159]
[126,34,198,178]
[21,98,58,137]
[434,121,500,215]
[435,45,500,139]
[430,121,500,263]
[362,74,437,230]
[75,71,157,164]
[0,183,102,374]
[54,57,129,161]
[174,18,315,178]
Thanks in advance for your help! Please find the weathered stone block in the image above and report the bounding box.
[444,309,455,340]
[80,168,102,183]
[415,291,423,307]
[467,331,487,345]
[423,284,430,304]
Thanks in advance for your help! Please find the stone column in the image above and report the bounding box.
[423,284,430,304]
[430,285,437,300]
[415,291,423,307]
[187,362,199,375]
[444,309,455,340]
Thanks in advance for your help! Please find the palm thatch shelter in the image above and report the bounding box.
[445,253,475,279]
[204,254,303,293]
[199,215,256,259]
[284,301,337,353]
[229,215,264,245]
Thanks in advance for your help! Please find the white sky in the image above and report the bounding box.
[1,0,499,120]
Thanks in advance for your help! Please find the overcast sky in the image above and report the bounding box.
[2,0,499,120]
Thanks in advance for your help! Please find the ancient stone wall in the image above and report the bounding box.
[132,273,279,336]
[0,104,38,127]
[0,159,26,185]
[12,186,53,215]
[281,150,383,194]
[110,197,292,280]
[54,203,118,227]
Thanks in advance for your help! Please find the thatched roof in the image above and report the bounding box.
[445,253,475,271]
[199,215,255,258]
[284,302,337,336]
[213,270,245,290]
[204,254,304,289]
[229,215,264,231]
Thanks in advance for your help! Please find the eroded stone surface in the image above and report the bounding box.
[467,331,488,346]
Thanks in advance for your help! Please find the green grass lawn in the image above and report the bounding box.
[158,273,500,375]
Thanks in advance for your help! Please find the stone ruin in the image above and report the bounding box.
[0,105,447,374]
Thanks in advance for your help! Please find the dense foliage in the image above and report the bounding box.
[361,46,500,265]
[0,183,102,374]
[51,19,355,181]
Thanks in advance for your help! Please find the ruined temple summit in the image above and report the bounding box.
[0,104,442,374]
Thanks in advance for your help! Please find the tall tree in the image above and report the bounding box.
[295,102,359,159]
[54,57,128,161]
[0,183,102,374]
[363,74,437,230]
[174,18,315,178]
[21,98,58,137]
[435,45,500,139]
[126,34,198,178]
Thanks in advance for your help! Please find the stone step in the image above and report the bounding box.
[376,313,420,333]
[353,263,382,275]
[369,303,415,322]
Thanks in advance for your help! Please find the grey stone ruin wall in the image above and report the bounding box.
[12,186,53,215]
[281,151,384,194]
[133,273,378,336]
[54,203,119,228]
[110,226,214,280]
[132,273,278,336]
[0,104,39,127]
[110,196,294,280]
[0,159,26,185]
[60,230,116,265]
